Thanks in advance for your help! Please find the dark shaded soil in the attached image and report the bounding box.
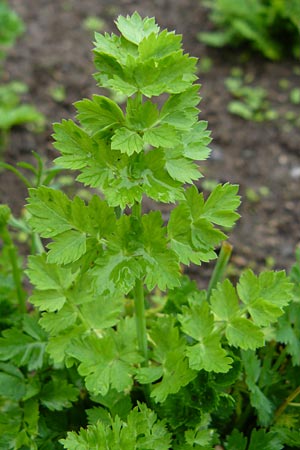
[1,0,300,282]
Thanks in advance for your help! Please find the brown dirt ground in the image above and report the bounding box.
[1,0,300,285]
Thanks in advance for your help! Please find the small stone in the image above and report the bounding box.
[290,166,300,178]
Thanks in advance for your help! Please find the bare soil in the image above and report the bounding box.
[1,0,300,283]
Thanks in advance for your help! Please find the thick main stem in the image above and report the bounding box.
[132,202,148,366]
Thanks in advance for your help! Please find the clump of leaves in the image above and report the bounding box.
[199,0,300,60]
[225,71,277,121]
[0,12,299,449]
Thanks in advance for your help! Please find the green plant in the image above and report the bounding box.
[0,3,44,152]
[0,13,299,449]
[225,73,278,121]
[0,0,24,61]
[199,0,300,60]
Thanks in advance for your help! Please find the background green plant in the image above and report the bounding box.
[0,1,44,152]
[199,0,300,60]
[0,12,299,449]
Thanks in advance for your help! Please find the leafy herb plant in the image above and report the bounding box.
[199,0,300,60]
[0,12,299,449]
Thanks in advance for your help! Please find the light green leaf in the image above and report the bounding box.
[138,29,182,60]
[47,230,87,265]
[60,403,171,450]
[125,98,159,130]
[143,124,179,148]
[144,317,196,402]
[26,254,76,292]
[115,12,159,45]
[39,305,77,335]
[237,269,293,326]
[53,120,96,170]
[210,279,240,321]
[151,351,196,403]
[203,183,240,227]
[67,318,142,396]
[165,155,200,183]
[111,127,144,155]
[179,299,214,340]
[27,187,74,238]
[226,318,264,350]
[186,335,232,373]
[75,95,124,136]
[182,121,211,160]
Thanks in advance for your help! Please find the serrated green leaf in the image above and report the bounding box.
[248,429,283,450]
[75,95,124,136]
[53,120,96,170]
[0,322,47,371]
[60,403,171,450]
[226,318,264,350]
[111,127,144,155]
[160,86,200,125]
[47,230,87,265]
[39,304,77,335]
[225,429,247,450]
[125,98,159,130]
[46,326,84,364]
[182,121,211,160]
[40,378,79,411]
[242,351,274,426]
[27,187,74,238]
[179,298,214,340]
[202,183,240,227]
[143,124,179,148]
[276,304,300,365]
[237,270,293,326]
[0,364,26,401]
[138,29,182,60]
[165,154,201,183]
[186,335,232,373]
[141,317,196,402]
[67,318,142,396]
[179,299,232,372]
[210,279,240,321]
[168,185,235,266]
[27,254,76,292]
[116,12,159,45]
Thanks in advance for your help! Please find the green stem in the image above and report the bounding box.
[1,227,26,313]
[131,201,148,366]
[272,346,288,373]
[275,386,300,421]
[134,278,148,366]
[207,241,233,300]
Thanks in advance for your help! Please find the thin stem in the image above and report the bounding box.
[272,346,288,373]
[0,162,32,188]
[134,278,148,366]
[275,386,300,421]
[207,241,233,300]
[1,227,26,313]
[131,201,148,366]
